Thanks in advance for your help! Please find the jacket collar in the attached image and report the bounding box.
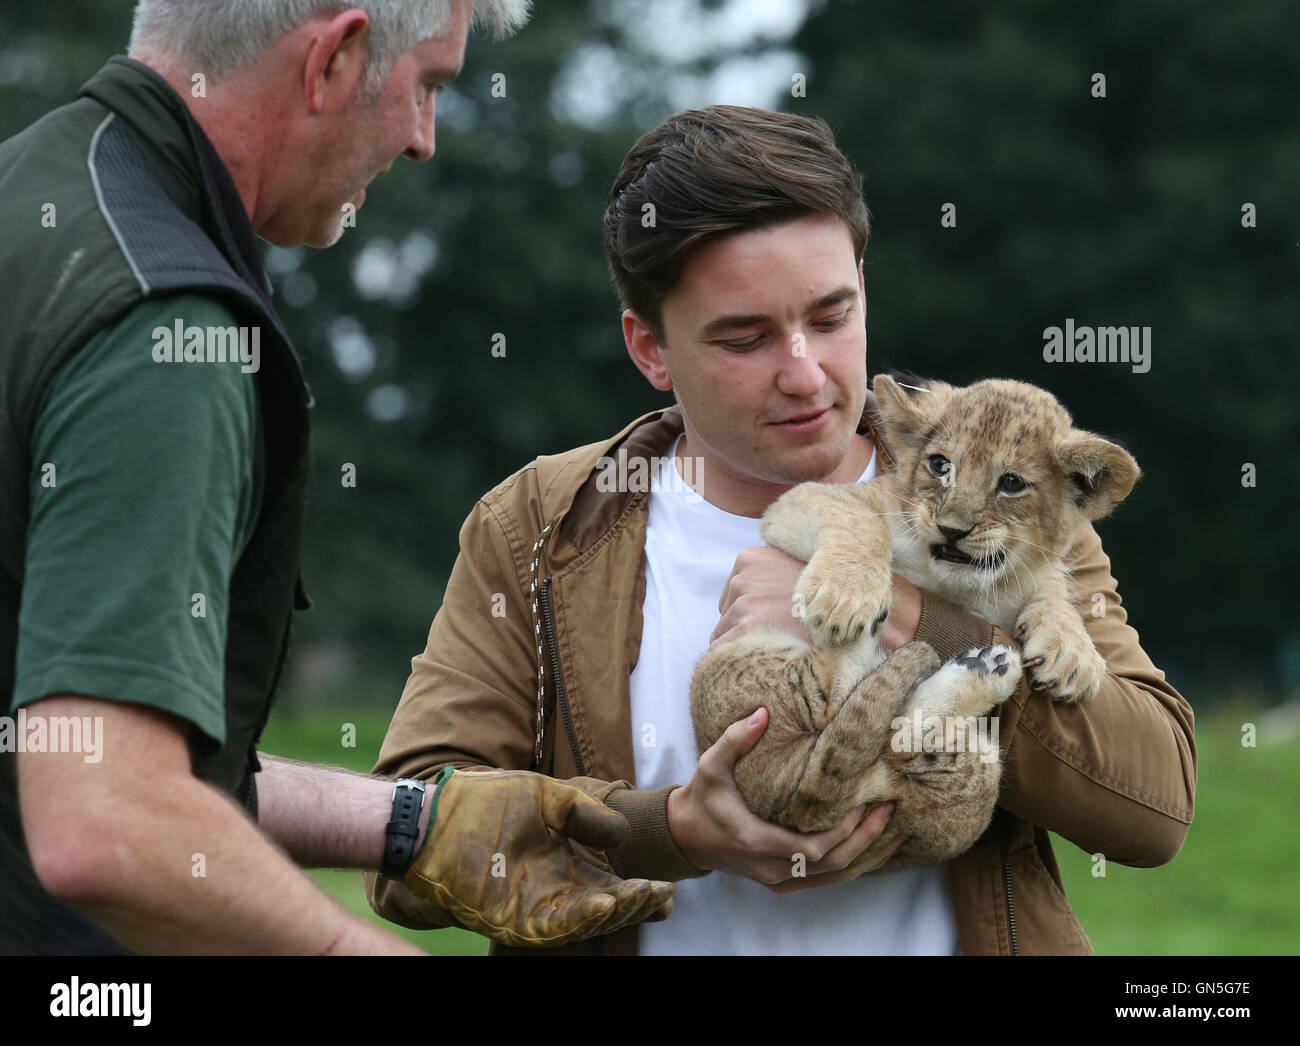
[78,56,278,319]
[558,391,897,555]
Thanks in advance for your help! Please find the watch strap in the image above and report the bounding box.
[381,778,426,880]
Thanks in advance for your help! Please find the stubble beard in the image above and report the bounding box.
[751,417,857,485]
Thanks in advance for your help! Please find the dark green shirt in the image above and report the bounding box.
[13,293,262,745]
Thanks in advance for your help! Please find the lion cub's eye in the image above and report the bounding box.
[998,473,1027,493]
[927,454,951,479]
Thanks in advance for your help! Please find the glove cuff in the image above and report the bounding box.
[402,765,456,874]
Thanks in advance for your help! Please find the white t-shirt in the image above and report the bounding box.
[630,437,960,955]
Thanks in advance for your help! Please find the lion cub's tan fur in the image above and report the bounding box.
[691,374,1140,870]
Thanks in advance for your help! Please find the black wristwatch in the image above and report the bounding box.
[381,778,426,880]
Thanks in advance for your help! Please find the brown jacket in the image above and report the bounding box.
[364,396,1197,955]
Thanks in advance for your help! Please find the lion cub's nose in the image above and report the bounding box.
[938,523,972,543]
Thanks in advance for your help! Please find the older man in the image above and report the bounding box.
[0,0,671,956]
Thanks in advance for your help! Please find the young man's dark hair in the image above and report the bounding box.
[603,105,871,346]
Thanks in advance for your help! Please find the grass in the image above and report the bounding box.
[1051,698,1300,954]
[260,700,1299,955]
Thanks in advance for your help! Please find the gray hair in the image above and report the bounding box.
[129,0,531,98]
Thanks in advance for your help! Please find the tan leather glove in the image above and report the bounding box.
[400,768,674,948]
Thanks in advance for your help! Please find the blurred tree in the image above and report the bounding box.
[791,0,1300,695]
[1,0,1294,704]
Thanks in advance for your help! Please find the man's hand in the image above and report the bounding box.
[666,708,905,889]
[711,545,922,651]
[710,545,811,646]
[402,769,674,948]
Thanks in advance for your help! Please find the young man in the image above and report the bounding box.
[0,0,673,956]
[366,105,1197,955]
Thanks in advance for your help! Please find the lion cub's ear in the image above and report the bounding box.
[872,372,954,454]
[1054,432,1141,521]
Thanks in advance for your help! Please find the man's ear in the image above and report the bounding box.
[871,372,951,452]
[623,310,673,392]
[304,9,372,114]
[1054,431,1141,521]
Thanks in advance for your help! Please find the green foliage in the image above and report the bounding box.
[792,0,1300,694]
[2,0,1296,700]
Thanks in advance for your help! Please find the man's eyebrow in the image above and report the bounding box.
[808,285,859,311]
[697,285,859,340]
[698,312,770,339]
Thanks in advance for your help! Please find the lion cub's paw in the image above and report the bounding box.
[796,551,892,649]
[1016,603,1105,704]
[950,645,1023,705]
[915,645,1022,720]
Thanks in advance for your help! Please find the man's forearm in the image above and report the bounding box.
[256,753,431,868]
[83,778,420,955]
[21,746,422,955]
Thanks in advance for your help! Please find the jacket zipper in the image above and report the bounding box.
[998,847,1019,951]
[540,577,586,777]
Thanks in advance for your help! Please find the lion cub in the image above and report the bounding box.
[690,373,1140,868]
